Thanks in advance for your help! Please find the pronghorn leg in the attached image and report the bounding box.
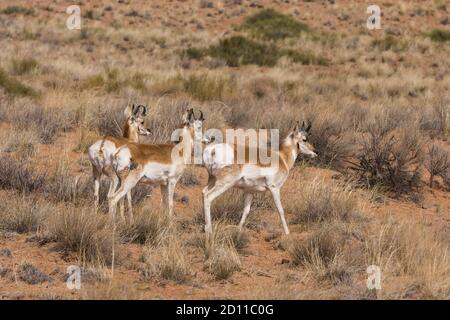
[92,166,101,214]
[203,176,240,235]
[126,191,133,222]
[238,193,253,231]
[119,198,125,221]
[166,179,177,217]
[269,187,290,235]
[160,184,168,211]
[109,173,141,219]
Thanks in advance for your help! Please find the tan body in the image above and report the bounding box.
[88,104,150,218]
[109,109,204,217]
[202,122,316,235]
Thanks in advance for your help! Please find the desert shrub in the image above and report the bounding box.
[183,36,328,67]
[19,263,51,284]
[240,9,309,40]
[425,144,450,188]
[428,29,450,42]
[13,104,71,144]
[204,36,280,67]
[11,58,39,75]
[1,6,34,15]
[2,128,39,160]
[348,124,423,194]
[0,196,50,233]
[287,178,361,225]
[0,156,46,193]
[43,161,91,204]
[420,100,449,138]
[306,117,355,169]
[0,68,37,97]
[47,209,118,265]
[90,104,124,136]
[120,207,170,245]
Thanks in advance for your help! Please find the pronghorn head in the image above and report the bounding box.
[178,108,205,144]
[124,104,152,138]
[289,121,317,158]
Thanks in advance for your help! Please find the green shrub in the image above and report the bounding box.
[1,6,34,15]
[0,68,37,97]
[428,29,450,42]
[240,9,309,40]
[207,36,280,67]
[182,36,328,67]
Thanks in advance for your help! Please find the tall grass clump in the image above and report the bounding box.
[287,178,361,225]
[0,156,46,193]
[47,210,118,265]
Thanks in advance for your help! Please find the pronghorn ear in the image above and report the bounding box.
[306,121,312,133]
[124,104,133,118]
[293,121,300,132]
[141,105,148,117]
[182,108,193,125]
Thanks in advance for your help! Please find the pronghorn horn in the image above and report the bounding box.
[197,110,205,121]
[131,104,136,115]
[306,121,312,133]
[182,108,193,124]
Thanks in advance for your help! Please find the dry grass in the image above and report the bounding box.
[287,177,363,225]
[0,1,449,300]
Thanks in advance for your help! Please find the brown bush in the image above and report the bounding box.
[425,144,450,188]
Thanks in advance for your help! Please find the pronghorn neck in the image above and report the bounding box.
[122,119,140,142]
[279,138,298,171]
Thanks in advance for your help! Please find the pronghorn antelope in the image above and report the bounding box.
[108,108,205,218]
[88,104,151,217]
[202,121,317,235]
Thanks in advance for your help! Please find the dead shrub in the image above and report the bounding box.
[90,104,124,137]
[348,124,423,194]
[425,144,450,188]
[0,156,46,193]
[0,195,51,233]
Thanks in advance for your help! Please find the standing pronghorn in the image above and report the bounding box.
[88,104,151,217]
[202,121,317,235]
[108,108,205,218]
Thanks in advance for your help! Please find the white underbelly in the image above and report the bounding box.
[142,162,178,185]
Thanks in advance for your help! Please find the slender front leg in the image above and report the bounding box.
[203,177,239,235]
[269,187,290,235]
[109,173,141,218]
[92,166,101,214]
[166,179,176,216]
[238,193,253,230]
